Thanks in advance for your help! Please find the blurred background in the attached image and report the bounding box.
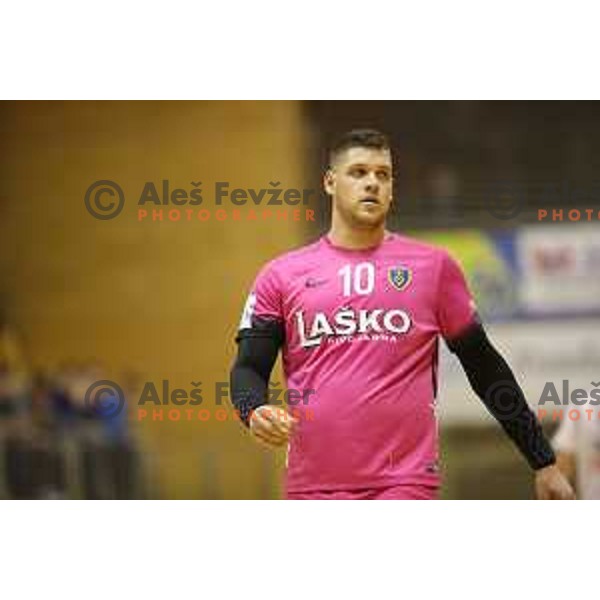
[0,100,599,499]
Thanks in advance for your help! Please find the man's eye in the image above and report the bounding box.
[377,171,390,181]
[350,168,367,178]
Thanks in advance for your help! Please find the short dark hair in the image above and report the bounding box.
[329,128,391,165]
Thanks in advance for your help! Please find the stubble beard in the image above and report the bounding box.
[337,202,387,231]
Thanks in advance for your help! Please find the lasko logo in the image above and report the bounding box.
[388,266,412,291]
[295,307,412,348]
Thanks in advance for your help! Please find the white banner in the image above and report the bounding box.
[518,223,600,316]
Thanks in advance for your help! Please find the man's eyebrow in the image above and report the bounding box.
[346,163,392,170]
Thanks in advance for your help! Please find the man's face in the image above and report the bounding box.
[324,146,393,228]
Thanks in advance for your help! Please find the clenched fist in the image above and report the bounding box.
[249,405,297,448]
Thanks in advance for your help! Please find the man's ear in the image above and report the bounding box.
[323,168,335,196]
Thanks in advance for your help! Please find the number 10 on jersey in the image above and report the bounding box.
[338,263,375,296]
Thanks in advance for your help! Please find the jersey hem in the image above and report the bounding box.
[285,474,441,494]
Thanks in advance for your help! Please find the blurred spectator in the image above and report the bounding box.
[62,360,140,499]
[1,367,66,499]
[0,357,144,499]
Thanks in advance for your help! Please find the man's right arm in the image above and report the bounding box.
[230,319,282,425]
[231,263,297,446]
[230,318,296,447]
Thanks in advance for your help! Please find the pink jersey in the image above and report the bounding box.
[238,232,477,493]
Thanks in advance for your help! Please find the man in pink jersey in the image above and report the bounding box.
[230,129,575,500]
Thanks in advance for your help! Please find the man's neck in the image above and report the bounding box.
[327,222,387,250]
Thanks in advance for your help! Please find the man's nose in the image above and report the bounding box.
[364,172,379,192]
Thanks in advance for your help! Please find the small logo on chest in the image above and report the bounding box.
[305,277,328,288]
[388,266,412,291]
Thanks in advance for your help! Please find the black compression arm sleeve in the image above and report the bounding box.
[229,319,283,426]
[447,323,556,470]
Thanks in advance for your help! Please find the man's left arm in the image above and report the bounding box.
[436,250,574,500]
[447,322,575,499]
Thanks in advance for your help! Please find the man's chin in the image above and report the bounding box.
[350,211,387,229]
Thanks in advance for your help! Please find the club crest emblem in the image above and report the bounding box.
[388,266,412,291]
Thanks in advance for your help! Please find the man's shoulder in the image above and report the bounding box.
[387,232,449,261]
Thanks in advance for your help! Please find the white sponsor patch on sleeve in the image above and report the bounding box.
[239,292,257,330]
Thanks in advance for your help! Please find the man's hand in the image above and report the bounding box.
[535,464,576,499]
[249,405,297,448]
